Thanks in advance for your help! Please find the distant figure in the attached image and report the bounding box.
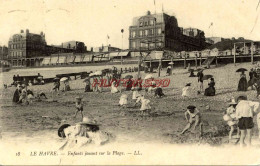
[135,95,151,116]
[204,78,216,96]
[74,97,84,120]
[154,87,164,98]
[125,78,133,91]
[166,66,171,76]
[12,85,22,103]
[119,94,128,107]
[197,70,204,94]
[249,68,254,80]
[189,70,196,77]
[84,78,91,92]
[64,80,71,91]
[111,80,119,93]
[182,83,192,98]
[237,71,247,91]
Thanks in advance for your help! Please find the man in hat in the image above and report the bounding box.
[236,95,260,147]
[180,105,203,135]
[74,97,84,120]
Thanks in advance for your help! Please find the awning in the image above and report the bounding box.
[42,58,51,65]
[118,51,129,57]
[109,52,119,58]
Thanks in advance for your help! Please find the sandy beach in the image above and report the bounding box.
[1,62,260,164]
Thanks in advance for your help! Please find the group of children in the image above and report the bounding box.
[223,95,260,146]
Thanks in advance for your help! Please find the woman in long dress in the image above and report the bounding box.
[237,71,247,91]
[204,78,216,96]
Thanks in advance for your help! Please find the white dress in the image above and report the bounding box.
[111,81,119,93]
[119,94,128,106]
[182,86,191,97]
[132,91,141,100]
[136,97,151,111]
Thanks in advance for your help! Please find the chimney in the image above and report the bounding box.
[91,47,93,52]
[40,31,43,36]
[147,11,151,15]
[20,30,24,33]
[26,29,29,34]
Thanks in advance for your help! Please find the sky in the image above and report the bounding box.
[0,0,260,49]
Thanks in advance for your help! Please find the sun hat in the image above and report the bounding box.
[77,116,99,126]
[58,124,71,138]
[228,98,237,105]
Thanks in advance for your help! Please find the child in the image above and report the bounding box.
[223,98,240,140]
[182,83,192,98]
[119,94,128,107]
[154,87,164,98]
[132,87,141,101]
[135,95,151,116]
[180,105,203,136]
[74,97,84,120]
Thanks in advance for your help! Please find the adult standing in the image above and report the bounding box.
[197,70,204,94]
[237,71,248,91]
[13,85,22,103]
[236,95,260,147]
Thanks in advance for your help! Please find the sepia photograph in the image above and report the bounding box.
[1,0,260,165]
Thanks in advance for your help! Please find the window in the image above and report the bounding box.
[158,28,162,35]
[150,29,154,35]
[131,31,136,38]
[149,20,154,26]
[145,30,148,36]
[131,41,136,49]
[139,22,143,27]
[139,30,142,37]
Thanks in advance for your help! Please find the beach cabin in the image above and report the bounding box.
[210,48,219,57]
[201,49,210,57]
[58,55,67,65]
[189,51,199,58]
[66,53,75,64]
[82,54,93,63]
[42,57,51,66]
[74,54,84,64]
[50,55,59,65]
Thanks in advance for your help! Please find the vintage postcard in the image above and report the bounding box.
[1,0,260,165]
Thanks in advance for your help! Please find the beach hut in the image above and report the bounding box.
[210,48,219,57]
[66,53,75,64]
[74,54,83,64]
[42,57,51,66]
[82,54,93,63]
[58,55,67,65]
[201,49,210,57]
[50,55,59,65]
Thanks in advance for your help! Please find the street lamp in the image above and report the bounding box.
[121,29,124,66]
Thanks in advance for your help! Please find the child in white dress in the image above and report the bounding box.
[182,83,192,98]
[119,94,128,107]
[223,98,239,140]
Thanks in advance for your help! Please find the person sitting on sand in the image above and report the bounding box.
[154,87,164,98]
[58,116,110,150]
[64,80,71,91]
[74,97,84,120]
[134,95,151,116]
[12,85,22,103]
[119,94,128,107]
[204,78,216,96]
[182,83,192,98]
[180,105,203,136]
[223,98,240,140]
[84,77,91,92]
[18,86,27,104]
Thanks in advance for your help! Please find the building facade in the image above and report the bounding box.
[7,30,87,67]
[0,46,8,60]
[129,11,210,52]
